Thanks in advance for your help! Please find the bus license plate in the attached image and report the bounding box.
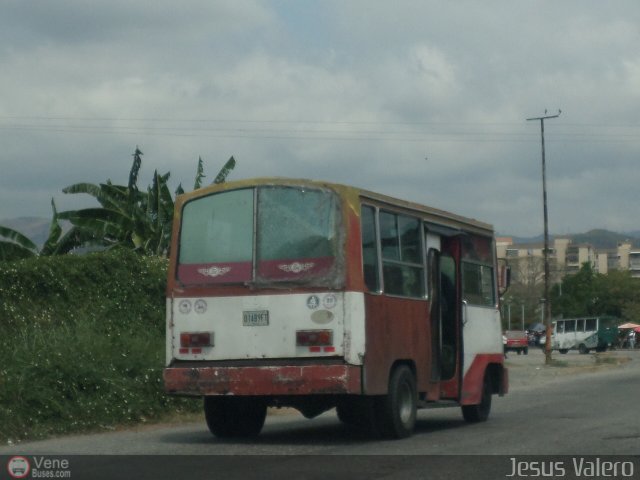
[243,310,269,326]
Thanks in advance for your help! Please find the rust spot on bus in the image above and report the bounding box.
[164,364,362,396]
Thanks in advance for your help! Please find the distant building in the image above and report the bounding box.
[496,237,640,283]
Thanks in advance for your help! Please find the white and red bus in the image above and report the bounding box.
[163,178,508,439]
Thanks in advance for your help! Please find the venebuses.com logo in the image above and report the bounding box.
[6,455,72,478]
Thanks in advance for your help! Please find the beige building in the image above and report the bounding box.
[496,237,640,283]
[596,242,640,278]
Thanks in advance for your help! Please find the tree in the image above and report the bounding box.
[0,148,236,260]
[58,148,236,256]
[551,262,640,322]
[0,199,73,260]
[0,225,38,260]
[550,263,598,317]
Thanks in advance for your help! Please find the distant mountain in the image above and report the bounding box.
[0,217,51,247]
[569,229,639,250]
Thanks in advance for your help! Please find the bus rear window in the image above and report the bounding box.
[256,187,339,282]
[177,186,342,287]
[177,189,253,284]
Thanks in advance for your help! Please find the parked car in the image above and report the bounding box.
[504,330,529,355]
[526,322,546,346]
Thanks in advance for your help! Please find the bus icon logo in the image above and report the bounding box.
[7,456,30,479]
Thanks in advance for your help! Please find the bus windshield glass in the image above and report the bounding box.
[177,186,343,287]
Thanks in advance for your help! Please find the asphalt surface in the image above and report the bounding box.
[2,348,639,480]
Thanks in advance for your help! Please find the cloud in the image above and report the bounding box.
[1,1,640,237]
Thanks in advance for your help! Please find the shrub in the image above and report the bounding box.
[0,250,199,443]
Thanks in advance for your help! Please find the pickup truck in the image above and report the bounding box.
[504,330,529,355]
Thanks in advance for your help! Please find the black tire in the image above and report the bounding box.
[204,396,267,438]
[578,344,589,355]
[523,347,529,355]
[375,365,417,439]
[559,349,569,354]
[462,374,492,423]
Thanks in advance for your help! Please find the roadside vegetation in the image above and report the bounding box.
[503,262,640,331]
[0,148,235,443]
[0,249,200,443]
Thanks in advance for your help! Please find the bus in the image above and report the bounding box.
[163,178,508,439]
[541,317,618,354]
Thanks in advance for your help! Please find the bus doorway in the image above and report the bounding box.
[440,254,459,383]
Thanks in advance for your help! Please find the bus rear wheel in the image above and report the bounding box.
[462,374,492,423]
[204,396,267,438]
[578,344,590,354]
[375,365,417,439]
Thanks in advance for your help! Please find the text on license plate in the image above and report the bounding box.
[243,310,269,326]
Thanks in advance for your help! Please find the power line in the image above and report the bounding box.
[0,115,638,144]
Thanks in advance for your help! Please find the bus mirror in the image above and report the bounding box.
[498,260,511,295]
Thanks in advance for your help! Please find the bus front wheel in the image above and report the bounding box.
[375,365,417,439]
[204,396,267,438]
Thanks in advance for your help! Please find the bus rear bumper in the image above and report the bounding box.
[164,364,362,396]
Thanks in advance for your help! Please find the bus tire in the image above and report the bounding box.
[559,349,569,354]
[462,374,492,423]
[204,396,267,438]
[578,344,589,355]
[375,365,417,439]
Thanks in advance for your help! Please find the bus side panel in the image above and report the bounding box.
[362,294,430,395]
[460,353,507,405]
[461,305,503,377]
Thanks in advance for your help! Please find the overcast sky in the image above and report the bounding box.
[1,1,639,236]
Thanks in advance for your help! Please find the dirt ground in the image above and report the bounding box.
[504,346,638,390]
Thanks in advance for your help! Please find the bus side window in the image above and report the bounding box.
[576,319,585,332]
[462,262,495,307]
[379,211,424,298]
[585,318,597,332]
[360,205,380,292]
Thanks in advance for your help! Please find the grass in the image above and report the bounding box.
[0,250,200,444]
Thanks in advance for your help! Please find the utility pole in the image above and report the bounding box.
[527,110,561,365]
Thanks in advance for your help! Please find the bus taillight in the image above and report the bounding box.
[180,332,213,348]
[296,329,333,347]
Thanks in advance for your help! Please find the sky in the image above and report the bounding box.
[1,1,639,237]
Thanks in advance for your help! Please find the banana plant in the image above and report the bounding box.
[57,148,236,256]
[0,225,39,260]
[0,148,236,260]
[0,199,76,260]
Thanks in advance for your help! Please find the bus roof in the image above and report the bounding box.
[177,177,495,237]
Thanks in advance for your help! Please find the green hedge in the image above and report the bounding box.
[0,250,199,443]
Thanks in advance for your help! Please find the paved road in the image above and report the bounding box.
[2,350,638,479]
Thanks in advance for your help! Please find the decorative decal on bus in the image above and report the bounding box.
[277,261,315,273]
[198,266,231,277]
